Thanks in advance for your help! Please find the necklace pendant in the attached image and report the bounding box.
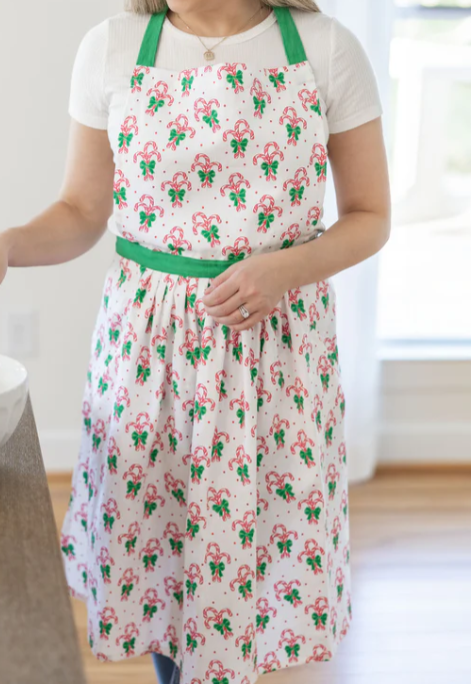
[204,49,215,61]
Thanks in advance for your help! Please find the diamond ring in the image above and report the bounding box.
[238,304,250,319]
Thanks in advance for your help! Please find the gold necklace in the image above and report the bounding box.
[174,4,266,61]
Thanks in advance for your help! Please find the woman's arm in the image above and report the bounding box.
[280,116,391,289]
[0,119,114,279]
[202,116,391,331]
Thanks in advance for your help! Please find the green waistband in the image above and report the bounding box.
[116,236,236,278]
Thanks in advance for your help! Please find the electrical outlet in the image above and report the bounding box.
[7,311,39,357]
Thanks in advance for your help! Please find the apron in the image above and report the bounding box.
[60,7,352,681]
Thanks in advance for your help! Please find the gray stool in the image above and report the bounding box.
[0,393,87,684]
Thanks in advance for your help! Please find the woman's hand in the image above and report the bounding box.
[0,232,11,286]
[201,249,293,331]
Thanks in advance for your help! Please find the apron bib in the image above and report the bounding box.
[60,8,352,681]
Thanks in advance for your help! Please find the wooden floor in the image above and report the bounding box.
[48,467,471,684]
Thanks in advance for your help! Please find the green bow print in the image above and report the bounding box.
[140,160,156,177]
[114,187,127,205]
[202,109,220,128]
[181,75,194,91]
[253,96,266,114]
[118,132,133,149]
[130,73,143,89]
[139,211,156,227]
[168,188,186,204]
[261,160,279,177]
[226,70,243,89]
[148,96,165,112]
[239,528,254,546]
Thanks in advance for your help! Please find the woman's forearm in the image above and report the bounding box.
[2,199,109,268]
[279,210,391,290]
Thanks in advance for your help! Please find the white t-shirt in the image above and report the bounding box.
[69,8,383,158]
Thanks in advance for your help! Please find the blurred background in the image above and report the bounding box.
[0,1,470,683]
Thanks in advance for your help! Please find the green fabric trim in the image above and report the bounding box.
[116,236,235,277]
[137,10,168,67]
[136,6,306,68]
[273,7,307,65]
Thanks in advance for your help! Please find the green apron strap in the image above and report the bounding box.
[137,9,168,67]
[273,7,307,65]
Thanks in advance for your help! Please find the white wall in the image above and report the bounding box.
[0,0,120,469]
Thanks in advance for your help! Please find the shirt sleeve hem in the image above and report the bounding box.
[69,109,109,131]
[328,105,383,135]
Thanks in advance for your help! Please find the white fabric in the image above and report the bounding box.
[69,8,383,150]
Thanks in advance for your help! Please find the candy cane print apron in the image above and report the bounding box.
[60,7,352,682]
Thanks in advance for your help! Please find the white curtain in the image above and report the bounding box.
[319,0,393,483]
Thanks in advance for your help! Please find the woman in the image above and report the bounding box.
[0,1,390,682]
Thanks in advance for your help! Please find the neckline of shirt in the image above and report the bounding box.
[162,9,278,47]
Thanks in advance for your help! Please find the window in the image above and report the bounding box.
[377,0,471,350]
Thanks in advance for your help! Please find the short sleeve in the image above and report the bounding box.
[68,20,109,130]
[325,17,383,135]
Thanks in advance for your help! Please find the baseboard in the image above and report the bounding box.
[378,421,471,463]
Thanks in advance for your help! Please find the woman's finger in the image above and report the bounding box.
[210,296,261,326]
[202,270,240,307]
[204,289,249,318]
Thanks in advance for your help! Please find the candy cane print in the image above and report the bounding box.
[222,119,254,159]
[309,143,328,182]
[134,195,164,233]
[286,377,308,414]
[113,170,130,209]
[145,80,174,115]
[133,141,162,182]
[230,566,255,604]
[220,172,251,212]
[228,445,252,484]
[253,194,283,233]
[298,487,324,525]
[184,617,207,652]
[191,211,222,247]
[283,167,310,206]
[266,66,289,92]
[250,77,271,118]
[194,97,221,133]
[178,67,198,96]
[130,66,150,93]
[118,115,139,154]
[253,142,284,181]
[266,471,296,503]
[279,106,307,146]
[203,542,232,583]
[273,578,302,605]
[140,588,166,621]
[166,114,196,150]
[278,629,306,663]
[222,236,252,263]
[298,87,322,116]
[256,596,277,632]
[280,223,301,250]
[162,227,192,256]
[161,172,192,208]
[118,567,140,601]
[217,62,247,93]
[191,153,222,189]
[291,424,317,471]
